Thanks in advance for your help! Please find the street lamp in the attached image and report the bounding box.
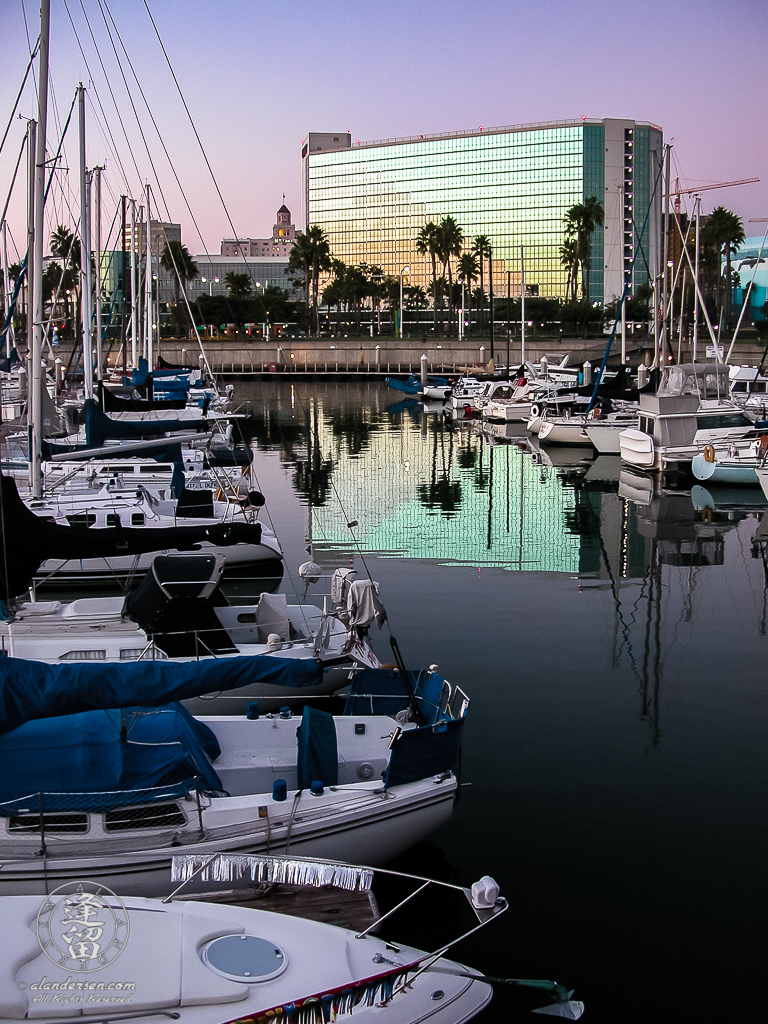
[201,276,219,297]
[399,265,410,340]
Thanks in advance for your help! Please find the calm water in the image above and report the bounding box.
[233,380,767,1023]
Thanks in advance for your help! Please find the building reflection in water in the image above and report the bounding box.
[239,382,766,748]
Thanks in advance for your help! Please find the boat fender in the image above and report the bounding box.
[471,876,500,909]
[703,444,715,463]
[465,404,473,417]
[310,780,324,795]
[279,705,292,718]
[246,702,259,720]
[530,403,540,418]
[272,779,287,801]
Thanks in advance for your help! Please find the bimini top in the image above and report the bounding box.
[657,362,729,400]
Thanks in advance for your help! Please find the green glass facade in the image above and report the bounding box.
[303,118,663,306]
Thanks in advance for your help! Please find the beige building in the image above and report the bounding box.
[221,204,300,257]
[126,219,181,259]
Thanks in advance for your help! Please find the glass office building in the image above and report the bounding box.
[303,118,663,305]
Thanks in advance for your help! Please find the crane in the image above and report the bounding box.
[673,176,760,213]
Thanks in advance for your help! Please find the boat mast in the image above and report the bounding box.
[78,84,93,401]
[661,144,671,365]
[145,183,152,371]
[130,197,137,369]
[29,0,50,499]
[520,245,525,366]
[693,198,700,362]
[1,222,13,355]
[25,118,36,490]
[94,165,102,385]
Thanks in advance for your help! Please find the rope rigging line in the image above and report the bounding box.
[0,34,39,158]
[75,0,137,194]
[61,0,140,194]
[140,0,261,287]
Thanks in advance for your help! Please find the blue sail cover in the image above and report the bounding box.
[84,399,204,446]
[0,655,324,737]
[0,704,222,814]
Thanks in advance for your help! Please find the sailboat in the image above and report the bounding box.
[0,657,468,895]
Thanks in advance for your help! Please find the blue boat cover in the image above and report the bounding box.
[0,655,324,737]
[84,399,204,447]
[0,703,222,814]
[297,706,338,789]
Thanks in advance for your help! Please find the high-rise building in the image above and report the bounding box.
[302,118,663,305]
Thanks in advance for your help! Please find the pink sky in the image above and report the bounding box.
[1,0,766,260]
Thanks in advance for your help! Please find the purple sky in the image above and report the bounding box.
[1,0,766,260]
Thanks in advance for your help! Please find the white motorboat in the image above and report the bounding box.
[537,412,591,446]
[619,363,756,472]
[585,409,640,454]
[692,437,766,487]
[0,662,468,895]
[0,854,571,1024]
[448,377,489,409]
[729,364,768,418]
[468,379,516,411]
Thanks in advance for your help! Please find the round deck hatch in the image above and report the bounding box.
[202,935,287,983]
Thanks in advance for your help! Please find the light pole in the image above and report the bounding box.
[201,276,219,297]
[399,265,410,340]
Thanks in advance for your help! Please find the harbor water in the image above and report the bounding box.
[231,379,767,1022]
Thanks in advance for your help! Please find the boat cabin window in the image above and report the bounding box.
[59,650,107,660]
[8,813,88,834]
[104,803,186,831]
[639,416,652,434]
[696,413,751,430]
[66,513,96,528]
[130,513,145,526]
[118,647,168,660]
[106,513,121,527]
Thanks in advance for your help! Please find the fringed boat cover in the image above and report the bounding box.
[170,854,373,891]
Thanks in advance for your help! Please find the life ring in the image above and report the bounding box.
[530,403,541,418]
[703,444,715,463]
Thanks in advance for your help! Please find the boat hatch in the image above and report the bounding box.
[202,935,287,983]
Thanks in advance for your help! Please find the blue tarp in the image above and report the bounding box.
[297,706,338,789]
[0,655,325,737]
[0,703,222,813]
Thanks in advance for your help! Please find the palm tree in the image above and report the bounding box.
[559,236,579,303]
[473,235,491,330]
[457,251,479,333]
[50,225,82,341]
[224,271,252,299]
[416,222,440,331]
[287,225,331,335]
[160,240,198,306]
[703,206,745,326]
[564,197,604,301]
[435,216,463,333]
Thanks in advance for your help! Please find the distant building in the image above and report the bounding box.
[302,119,664,306]
[186,256,295,299]
[220,204,300,258]
[126,219,181,260]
